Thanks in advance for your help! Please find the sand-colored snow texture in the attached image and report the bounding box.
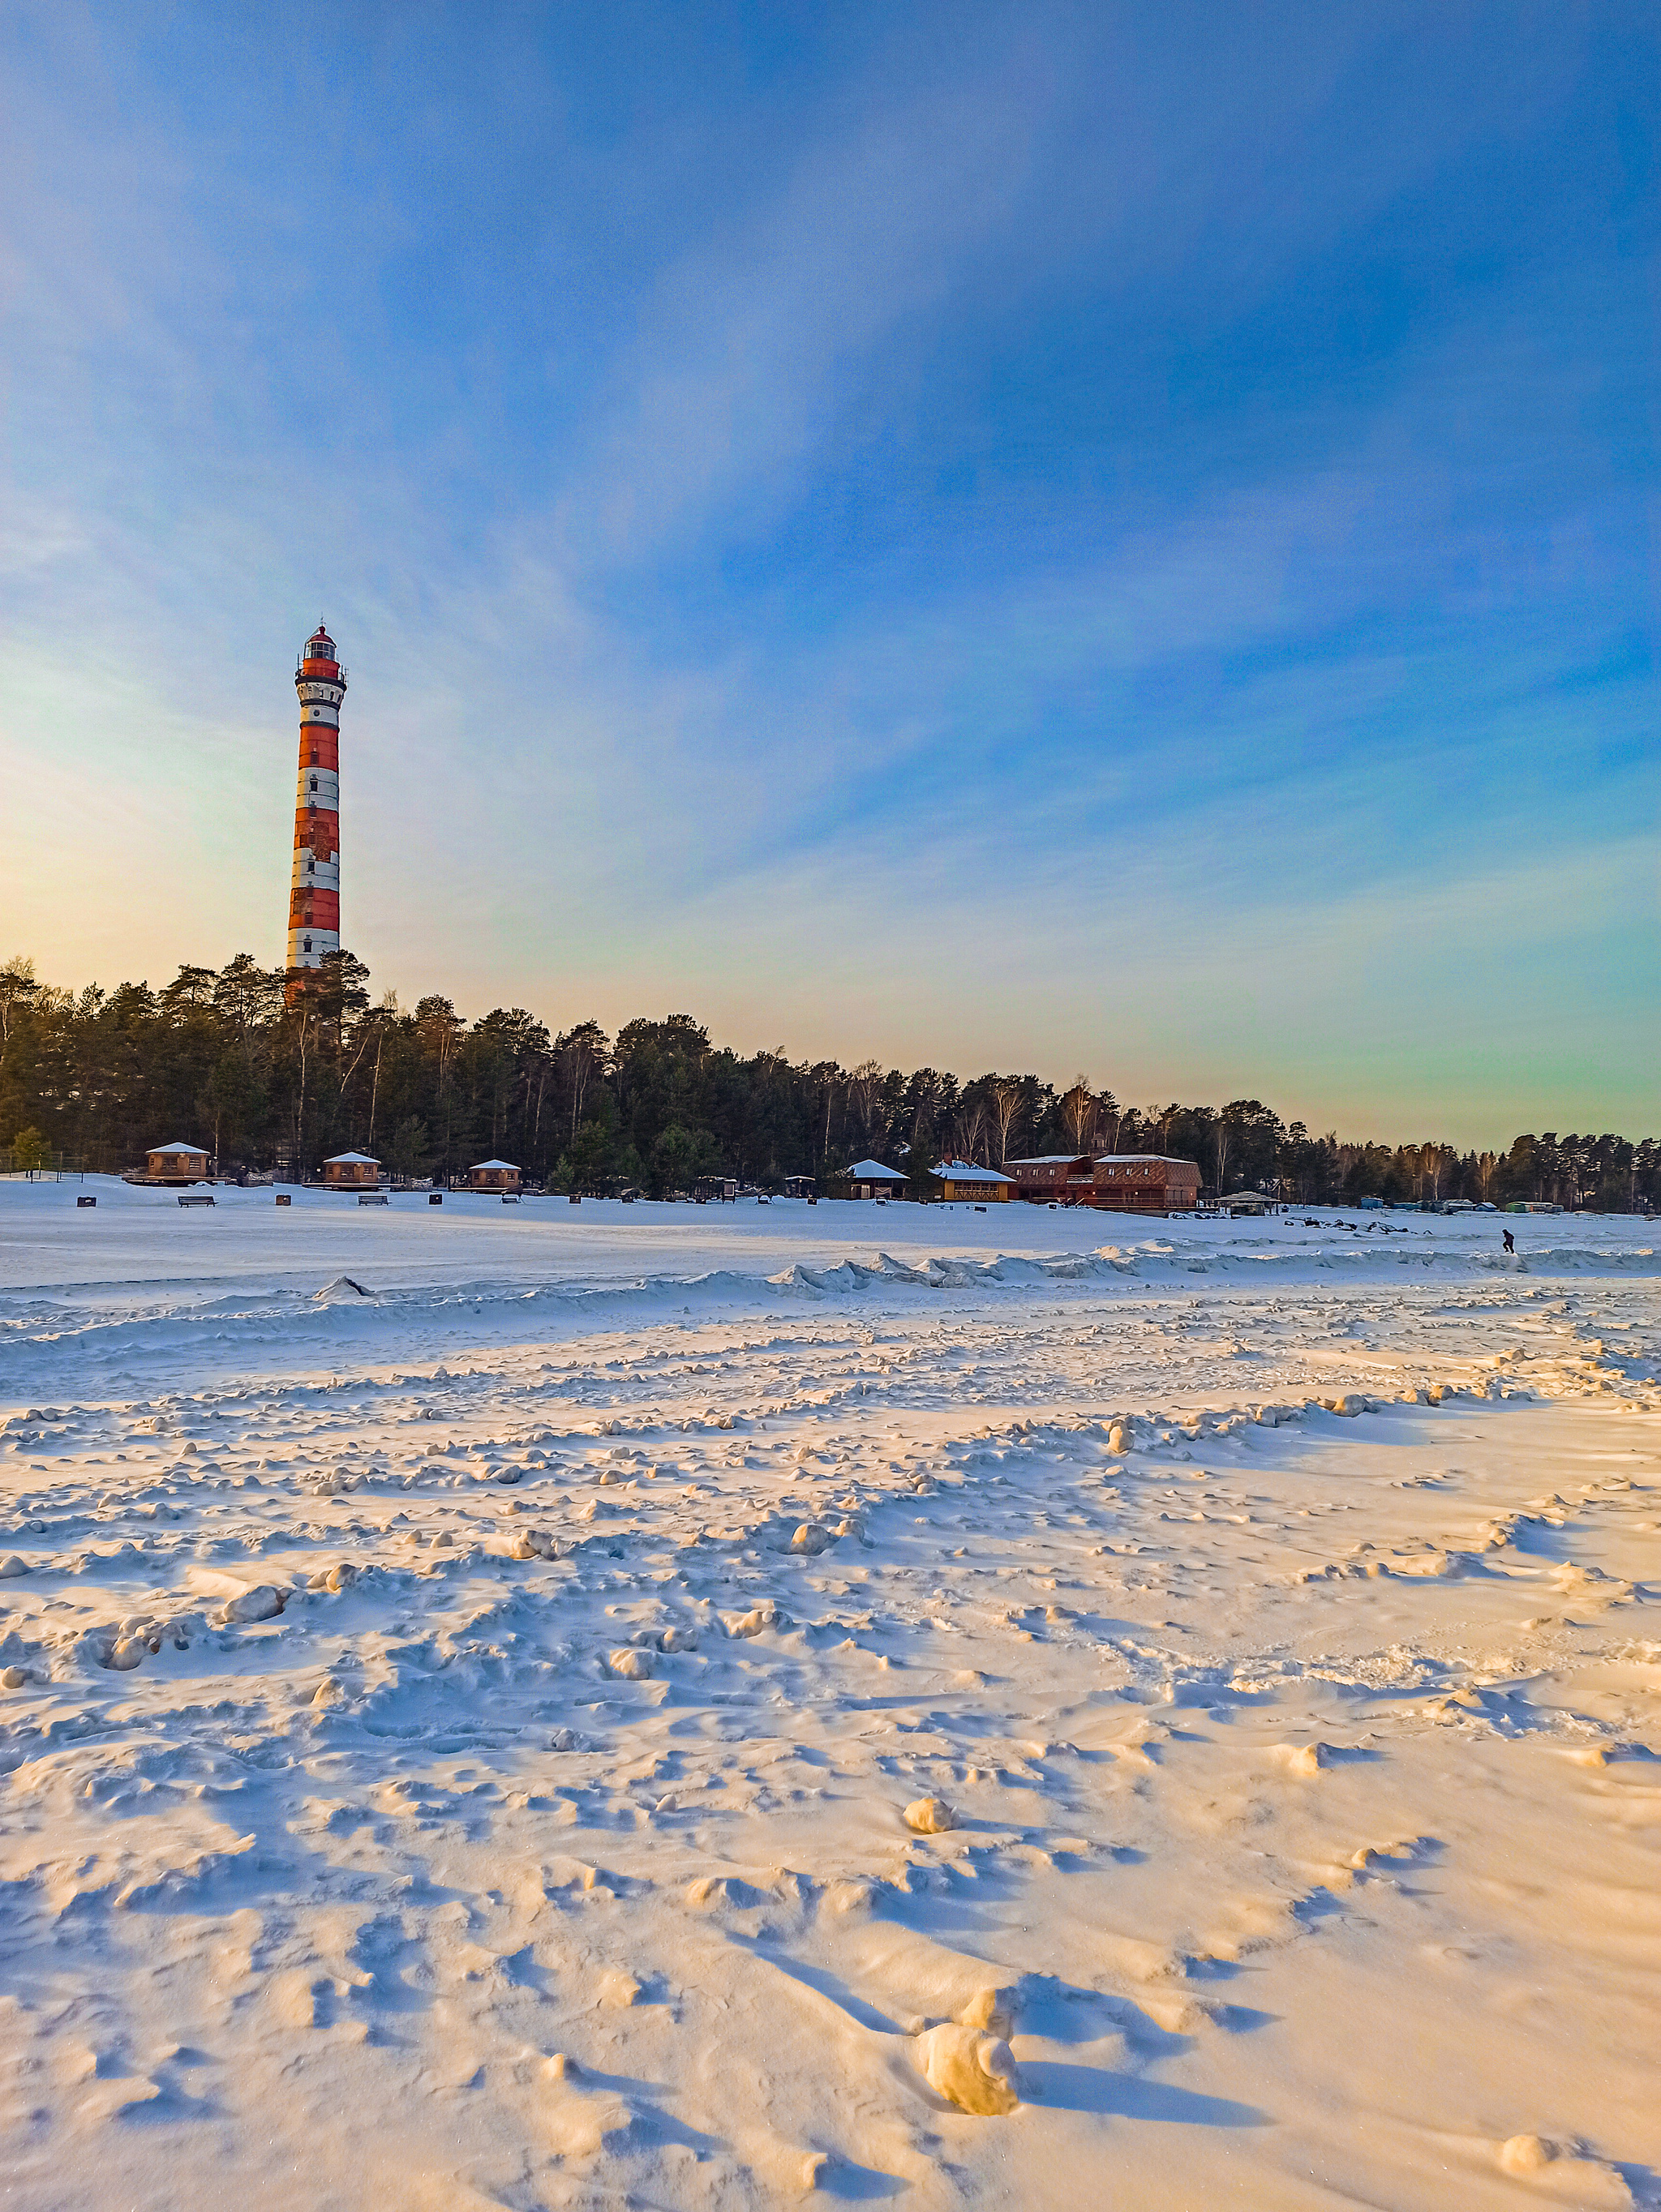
[1,1180,1658,2208]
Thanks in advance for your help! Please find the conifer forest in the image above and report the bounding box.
[0,952,1653,1208]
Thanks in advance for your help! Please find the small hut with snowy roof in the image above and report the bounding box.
[321,1151,380,1189]
[463,1158,521,1192]
[141,1140,210,1185]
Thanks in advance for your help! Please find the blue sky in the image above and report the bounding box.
[0,2,1655,1142]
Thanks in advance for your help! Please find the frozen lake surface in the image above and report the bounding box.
[2,1181,1658,2208]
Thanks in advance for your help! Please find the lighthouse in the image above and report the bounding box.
[287,624,346,978]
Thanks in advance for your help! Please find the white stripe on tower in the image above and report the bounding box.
[287,624,347,982]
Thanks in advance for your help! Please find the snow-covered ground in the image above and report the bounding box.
[2,1180,1658,2210]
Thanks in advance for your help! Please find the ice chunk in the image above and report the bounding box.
[1285,1743,1334,1775]
[959,1986,1018,2038]
[723,1603,783,1638]
[915,2023,1019,2116]
[1500,2137,1556,2174]
[903,1797,956,1833]
[221,1584,285,1623]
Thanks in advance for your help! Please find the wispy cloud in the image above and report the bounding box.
[0,2,1653,1142]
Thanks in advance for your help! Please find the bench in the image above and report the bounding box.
[178,1194,215,1207]
[358,1192,389,1206]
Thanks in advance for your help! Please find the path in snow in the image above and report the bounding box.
[1,1185,1657,2209]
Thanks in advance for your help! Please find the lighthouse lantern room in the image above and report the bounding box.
[288,624,347,978]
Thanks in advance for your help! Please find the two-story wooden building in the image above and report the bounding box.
[1007,1154,1092,1201]
[1088,1155,1201,1213]
[1008,1151,1200,1214]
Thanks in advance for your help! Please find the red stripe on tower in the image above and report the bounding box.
[287,624,347,982]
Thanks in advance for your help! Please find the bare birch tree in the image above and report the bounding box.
[954,1097,989,1164]
[1060,1076,1096,1155]
[556,1022,608,1146]
[989,1078,1024,1165]
[847,1061,886,1155]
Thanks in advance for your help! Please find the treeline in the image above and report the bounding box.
[0,950,1655,1210]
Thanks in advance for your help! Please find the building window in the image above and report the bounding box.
[303,937,312,953]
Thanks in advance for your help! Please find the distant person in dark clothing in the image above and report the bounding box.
[1502,1228,1515,1254]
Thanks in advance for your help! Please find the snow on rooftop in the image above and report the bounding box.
[846,1158,906,1179]
[469,1159,520,1172]
[933,1160,1015,1183]
[324,1151,380,1165]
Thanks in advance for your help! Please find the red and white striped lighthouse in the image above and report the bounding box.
[287,624,347,976]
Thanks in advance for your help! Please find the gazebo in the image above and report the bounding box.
[321,1151,380,1189]
[843,1159,908,1200]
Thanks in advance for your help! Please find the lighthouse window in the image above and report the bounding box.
[303,937,313,953]
[309,775,318,791]
[307,860,315,873]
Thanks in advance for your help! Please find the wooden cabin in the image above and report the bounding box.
[140,1140,210,1185]
[464,1158,521,1192]
[321,1151,380,1189]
